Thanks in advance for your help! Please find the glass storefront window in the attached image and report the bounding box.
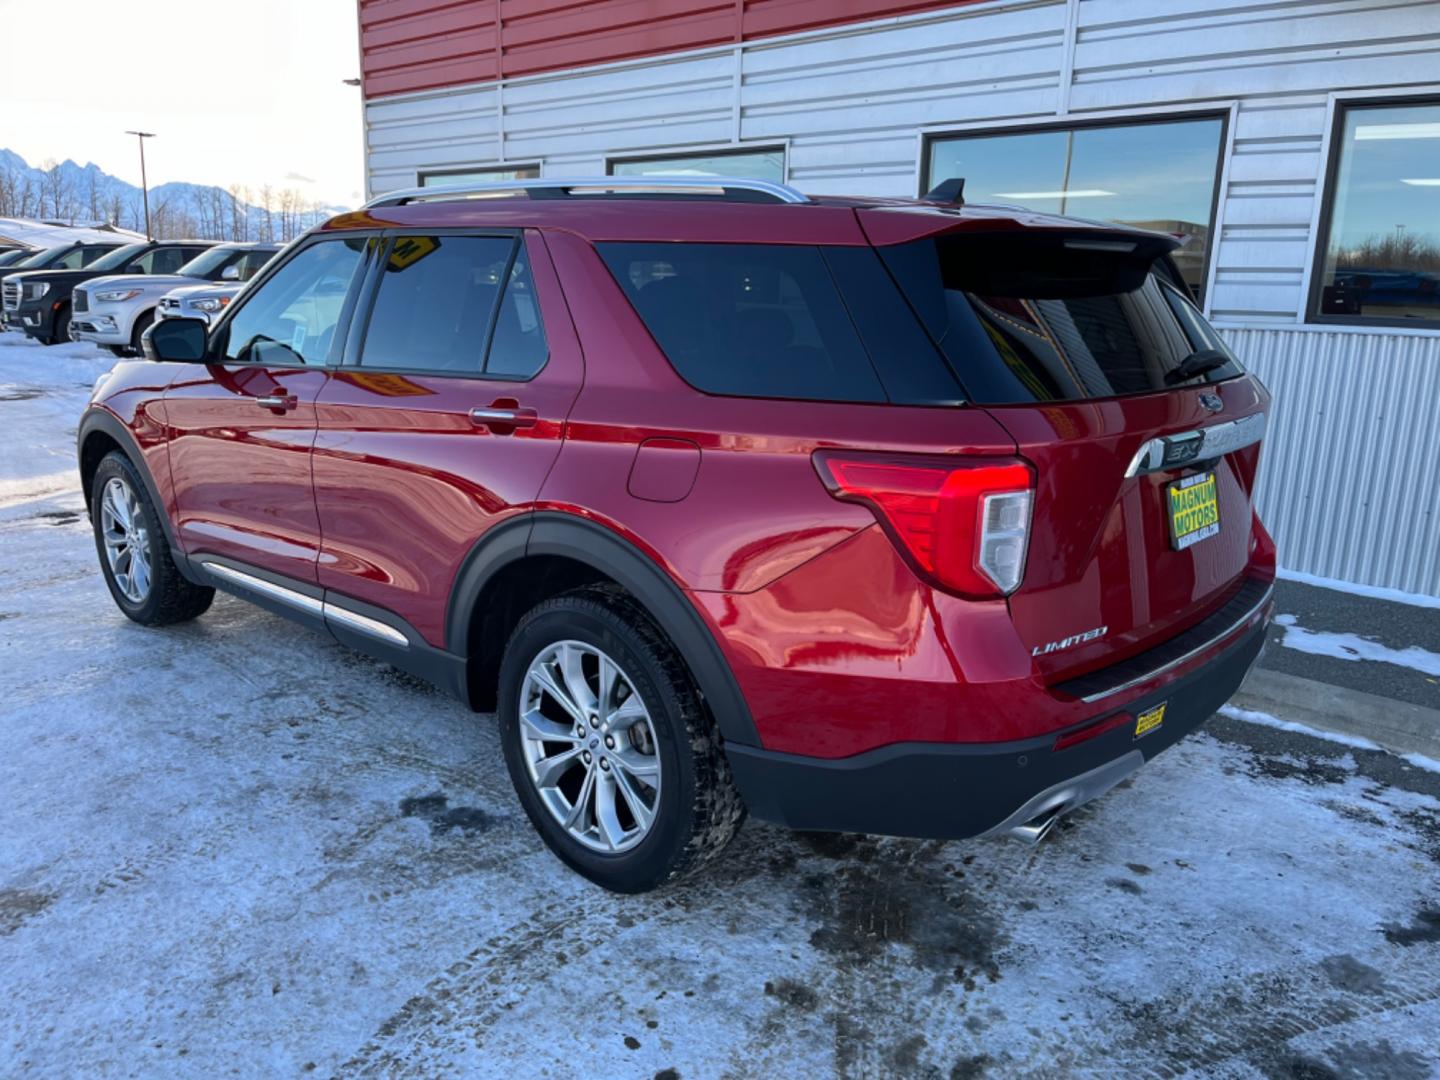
[1312,101,1440,325]
[609,147,785,182]
[927,116,1226,303]
[419,165,540,187]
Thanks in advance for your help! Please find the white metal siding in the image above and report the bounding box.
[1222,328,1440,598]
[362,0,1440,596]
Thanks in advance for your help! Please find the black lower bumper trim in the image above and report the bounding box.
[726,618,1266,840]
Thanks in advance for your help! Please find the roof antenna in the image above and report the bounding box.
[924,177,965,205]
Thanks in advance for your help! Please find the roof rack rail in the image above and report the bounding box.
[363,175,812,209]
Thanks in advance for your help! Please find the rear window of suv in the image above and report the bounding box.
[879,231,1244,405]
[599,242,891,404]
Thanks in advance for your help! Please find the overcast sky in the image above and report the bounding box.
[0,0,365,207]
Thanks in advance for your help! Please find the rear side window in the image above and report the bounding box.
[358,234,548,378]
[598,242,886,403]
[880,233,1244,404]
[360,236,512,374]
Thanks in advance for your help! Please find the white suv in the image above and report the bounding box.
[72,242,281,355]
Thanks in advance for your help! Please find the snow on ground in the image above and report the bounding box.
[2,333,1439,1079]
[1272,613,1440,678]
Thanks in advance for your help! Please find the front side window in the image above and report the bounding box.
[928,116,1225,303]
[609,147,785,183]
[599,242,885,403]
[138,247,193,275]
[88,244,150,272]
[359,235,515,374]
[220,238,369,366]
[419,165,540,187]
[1312,101,1440,325]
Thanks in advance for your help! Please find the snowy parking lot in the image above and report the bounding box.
[2,335,1439,1079]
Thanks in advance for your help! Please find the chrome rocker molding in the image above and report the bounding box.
[1125,412,1267,478]
[199,561,409,647]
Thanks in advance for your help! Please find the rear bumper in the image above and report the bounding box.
[725,615,1266,839]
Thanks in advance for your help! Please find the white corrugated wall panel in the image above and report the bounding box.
[1221,328,1440,597]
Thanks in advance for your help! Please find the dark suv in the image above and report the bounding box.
[79,177,1275,892]
[5,239,214,345]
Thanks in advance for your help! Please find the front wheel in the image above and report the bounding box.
[39,303,70,346]
[91,451,215,625]
[498,588,745,893]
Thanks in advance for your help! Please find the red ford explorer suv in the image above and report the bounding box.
[79,177,1275,892]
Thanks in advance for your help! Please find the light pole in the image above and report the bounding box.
[125,131,156,239]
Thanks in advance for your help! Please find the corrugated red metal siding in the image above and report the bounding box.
[359,0,979,98]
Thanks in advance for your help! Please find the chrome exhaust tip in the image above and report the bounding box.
[1008,806,1064,845]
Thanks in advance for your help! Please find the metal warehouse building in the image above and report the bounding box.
[356,0,1440,599]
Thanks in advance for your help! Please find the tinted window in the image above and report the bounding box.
[1312,101,1440,325]
[139,247,193,274]
[486,242,548,377]
[59,248,90,269]
[89,244,150,272]
[221,238,368,366]
[237,250,278,280]
[929,117,1224,302]
[881,233,1243,405]
[599,242,885,403]
[359,235,513,373]
[609,147,784,182]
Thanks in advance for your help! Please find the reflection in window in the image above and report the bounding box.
[928,117,1225,303]
[1314,101,1440,324]
[360,235,514,374]
[609,147,785,183]
[419,165,540,187]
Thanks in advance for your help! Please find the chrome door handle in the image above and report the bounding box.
[256,394,296,410]
[469,406,538,429]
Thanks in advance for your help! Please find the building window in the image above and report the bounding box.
[1311,100,1440,326]
[926,116,1226,303]
[608,146,785,182]
[418,165,540,187]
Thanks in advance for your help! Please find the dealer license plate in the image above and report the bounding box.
[1167,472,1220,550]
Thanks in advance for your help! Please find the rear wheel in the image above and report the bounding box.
[498,588,745,893]
[91,451,214,625]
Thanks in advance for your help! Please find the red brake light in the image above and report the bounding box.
[814,452,1034,599]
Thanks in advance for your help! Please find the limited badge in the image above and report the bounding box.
[1135,703,1166,738]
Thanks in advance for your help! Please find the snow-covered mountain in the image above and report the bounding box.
[0,149,350,242]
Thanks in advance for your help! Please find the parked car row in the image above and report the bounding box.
[0,237,280,353]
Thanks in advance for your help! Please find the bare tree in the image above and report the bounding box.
[41,158,71,221]
[228,184,251,241]
[259,184,275,243]
[84,172,102,222]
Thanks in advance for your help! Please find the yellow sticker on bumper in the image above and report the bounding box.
[1135,703,1166,738]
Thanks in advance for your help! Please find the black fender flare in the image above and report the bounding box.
[76,407,189,563]
[445,511,761,748]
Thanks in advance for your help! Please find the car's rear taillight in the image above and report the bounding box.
[814,452,1034,598]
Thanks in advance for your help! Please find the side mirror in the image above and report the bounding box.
[144,317,208,363]
[220,264,241,281]
[126,262,147,274]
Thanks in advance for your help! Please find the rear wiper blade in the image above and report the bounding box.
[1166,348,1230,384]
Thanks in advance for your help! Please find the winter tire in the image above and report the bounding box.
[91,451,214,626]
[498,587,745,893]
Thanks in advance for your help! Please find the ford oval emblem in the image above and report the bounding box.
[1199,392,1223,413]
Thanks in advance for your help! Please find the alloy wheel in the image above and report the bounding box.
[99,477,152,604]
[518,640,661,853]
